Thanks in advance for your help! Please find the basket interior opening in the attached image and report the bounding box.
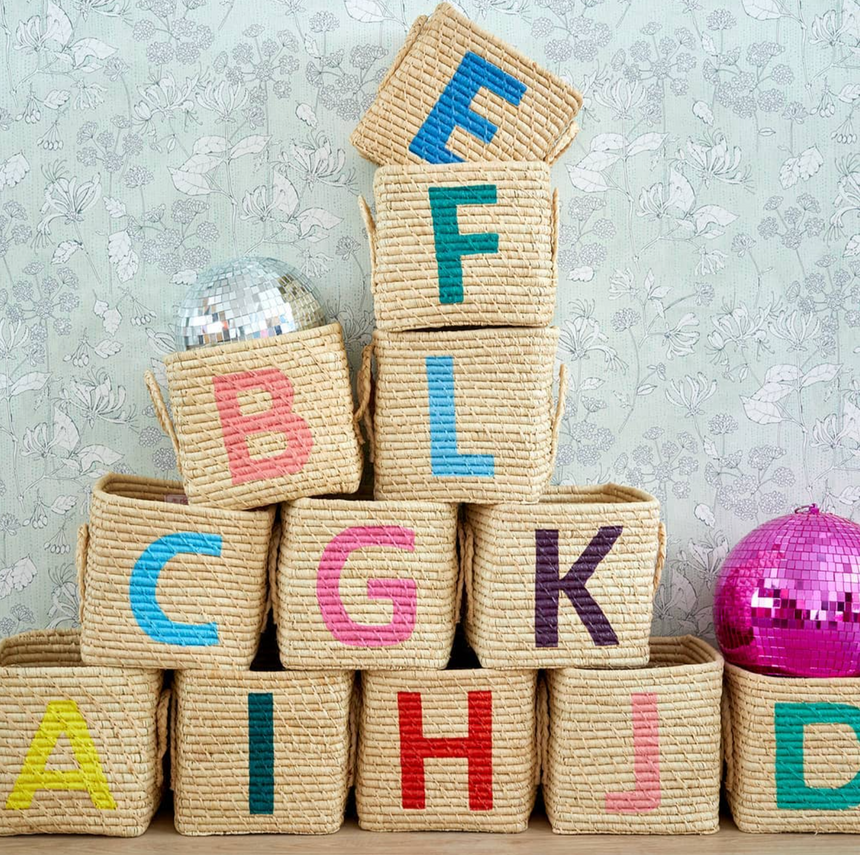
[0,635,83,668]
[646,637,715,669]
[100,475,185,505]
[538,485,641,506]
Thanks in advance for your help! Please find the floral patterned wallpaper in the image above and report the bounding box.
[0,0,858,640]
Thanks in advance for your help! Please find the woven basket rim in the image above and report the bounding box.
[174,668,354,687]
[163,320,344,367]
[364,667,536,680]
[471,482,659,513]
[372,326,559,345]
[724,659,860,688]
[374,159,551,182]
[288,496,458,513]
[92,472,276,523]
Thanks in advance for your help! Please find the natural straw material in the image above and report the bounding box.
[79,473,274,670]
[544,636,723,834]
[463,484,665,669]
[350,3,582,166]
[0,630,167,837]
[724,663,860,833]
[275,497,459,670]
[361,162,557,331]
[144,322,362,511]
[171,668,353,835]
[357,327,565,503]
[356,669,537,832]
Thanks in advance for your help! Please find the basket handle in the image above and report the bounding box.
[721,688,735,794]
[143,370,181,471]
[547,119,580,165]
[535,676,549,786]
[548,362,569,472]
[653,521,666,592]
[75,523,89,623]
[550,187,560,286]
[354,341,375,463]
[155,687,171,792]
[358,197,377,281]
[457,516,475,627]
[347,675,361,789]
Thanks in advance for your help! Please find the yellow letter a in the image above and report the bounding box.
[5,699,116,810]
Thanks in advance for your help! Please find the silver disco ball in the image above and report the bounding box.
[175,256,326,351]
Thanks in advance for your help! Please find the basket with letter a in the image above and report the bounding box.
[356,667,537,831]
[350,3,582,166]
[78,473,274,670]
[355,326,565,504]
[724,663,860,833]
[171,668,353,835]
[462,484,665,669]
[275,497,459,670]
[361,161,557,331]
[543,636,723,834]
[0,630,167,837]
[144,322,362,511]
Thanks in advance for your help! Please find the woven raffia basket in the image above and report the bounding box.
[543,636,723,834]
[361,161,557,331]
[724,663,860,832]
[462,484,665,669]
[172,668,354,835]
[350,3,582,166]
[275,497,459,670]
[78,473,274,670]
[356,668,537,832]
[356,327,565,503]
[0,630,167,837]
[144,322,362,511]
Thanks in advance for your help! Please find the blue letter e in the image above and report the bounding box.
[129,532,221,646]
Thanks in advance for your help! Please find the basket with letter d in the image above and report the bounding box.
[78,473,274,670]
[361,161,557,331]
[0,630,167,837]
[144,321,362,511]
[350,2,582,166]
[543,636,723,834]
[724,663,860,833]
[356,327,565,504]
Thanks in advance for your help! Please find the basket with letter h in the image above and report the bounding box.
[275,496,459,670]
[543,636,723,834]
[360,161,558,331]
[171,666,354,835]
[355,326,565,504]
[724,663,860,833]
[144,321,362,511]
[461,484,665,669]
[356,666,537,831]
[78,473,274,670]
[350,2,582,166]
[0,630,168,837]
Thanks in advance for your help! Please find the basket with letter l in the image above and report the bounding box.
[350,2,582,166]
[724,663,860,832]
[462,484,665,669]
[356,667,537,831]
[0,630,168,837]
[360,161,558,331]
[544,637,723,834]
[356,327,565,504]
[171,668,354,834]
[78,473,274,670]
[275,497,459,670]
[144,322,362,511]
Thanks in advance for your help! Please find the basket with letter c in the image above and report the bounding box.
[543,636,723,834]
[144,321,362,511]
[461,484,665,669]
[355,326,565,504]
[0,629,167,837]
[78,473,274,671]
[350,2,582,166]
[360,161,558,331]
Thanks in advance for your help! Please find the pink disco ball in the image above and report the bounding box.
[714,504,860,677]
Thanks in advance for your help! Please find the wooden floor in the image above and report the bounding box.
[2,810,859,853]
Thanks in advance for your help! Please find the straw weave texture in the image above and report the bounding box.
[172,668,353,835]
[356,669,537,832]
[463,484,664,669]
[147,322,362,511]
[544,636,723,834]
[724,663,860,833]
[360,327,564,503]
[275,498,459,670]
[363,162,557,331]
[350,3,582,166]
[0,630,166,837]
[79,474,274,670]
